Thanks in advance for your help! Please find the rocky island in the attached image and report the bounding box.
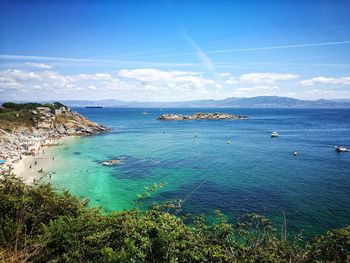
[158,112,248,121]
[0,102,109,175]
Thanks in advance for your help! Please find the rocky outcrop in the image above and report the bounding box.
[0,105,110,168]
[158,112,248,121]
[30,106,109,136]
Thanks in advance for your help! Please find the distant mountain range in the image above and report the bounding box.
[58,96,350,108]
[2,96,350,108]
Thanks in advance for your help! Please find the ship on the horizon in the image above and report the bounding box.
[85,105,103,108]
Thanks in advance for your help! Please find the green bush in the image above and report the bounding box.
[1,102,43,111]
[1,102,67,111]
[53,102,66,109]
[0,175,349,262]
[306,226,350,262]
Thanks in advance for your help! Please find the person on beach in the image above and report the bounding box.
[29,165,32,169]
[52,157,55,161]
[34,161,37,165]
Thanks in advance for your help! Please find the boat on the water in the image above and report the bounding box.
[102,159,121,166]
[142,112,149,115]
[335,145,349,152]
[271,131,279,137]
[85,106,103,108]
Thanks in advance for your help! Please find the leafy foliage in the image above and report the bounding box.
[0,101,69,131]
[0,175,349,262]
[1,102,67,113]
[53,102,66,109]
[0,109,35,130]
[2,102,43,111]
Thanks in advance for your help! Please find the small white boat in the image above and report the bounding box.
[335,145,349,152]
[102,159,121,166]
[142,112,149,115]
[271,131,279,137]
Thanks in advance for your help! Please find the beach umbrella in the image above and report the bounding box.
[0,160,5,164]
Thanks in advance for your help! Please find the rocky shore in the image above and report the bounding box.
[0,104,109,175]
[158,112,248,121]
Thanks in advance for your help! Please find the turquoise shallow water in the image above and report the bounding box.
[48,108,350,238]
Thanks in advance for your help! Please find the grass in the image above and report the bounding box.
[0,110,36,131]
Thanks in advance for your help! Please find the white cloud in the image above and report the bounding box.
[74,73,114,81]
[1,69,41,81]
[236,85,279,92]
[25,62,53,69]
[233,85,280,96]
[240,72,298,84]
[87,85,98,90]
[300,76,350,86]
[0,75,21,90]
[296,88,350,100]
[306,89,334,95]
[225,76,238,85]
[2,67,347,101]
[118,68,216,91]
[0,69,132,97]
[0,68,220,101]
[218,72,237,85]
[1,54,202,68]
[119,68,196,82]
[219,72,231,77]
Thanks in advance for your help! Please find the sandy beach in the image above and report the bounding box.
[12,137,66,184]
[0,104,109,184]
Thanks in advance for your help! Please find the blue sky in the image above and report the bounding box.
[1,0,350,101]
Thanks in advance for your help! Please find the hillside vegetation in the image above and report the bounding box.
[0,175,349,262]
[0,102,65,131]
[0,102,108,134]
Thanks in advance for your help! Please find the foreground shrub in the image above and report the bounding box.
[0,175,349,262]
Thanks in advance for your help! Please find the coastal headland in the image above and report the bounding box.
[0,102,109,181]
[158,112,248,121]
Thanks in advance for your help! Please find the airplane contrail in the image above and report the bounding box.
[205,40,350,54]
[108,40,350,59]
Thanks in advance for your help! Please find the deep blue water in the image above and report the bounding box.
[49,108,350,239]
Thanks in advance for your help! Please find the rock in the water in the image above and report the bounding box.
[158,112,248,120]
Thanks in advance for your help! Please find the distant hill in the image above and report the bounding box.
[2,96,350,108]
[59,96,350,108]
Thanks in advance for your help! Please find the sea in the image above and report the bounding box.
[46,108,350,239]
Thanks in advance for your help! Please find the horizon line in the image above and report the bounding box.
[1,95,350,104]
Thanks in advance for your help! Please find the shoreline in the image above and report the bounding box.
[12,136,68,183]
[0,104,110,183]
